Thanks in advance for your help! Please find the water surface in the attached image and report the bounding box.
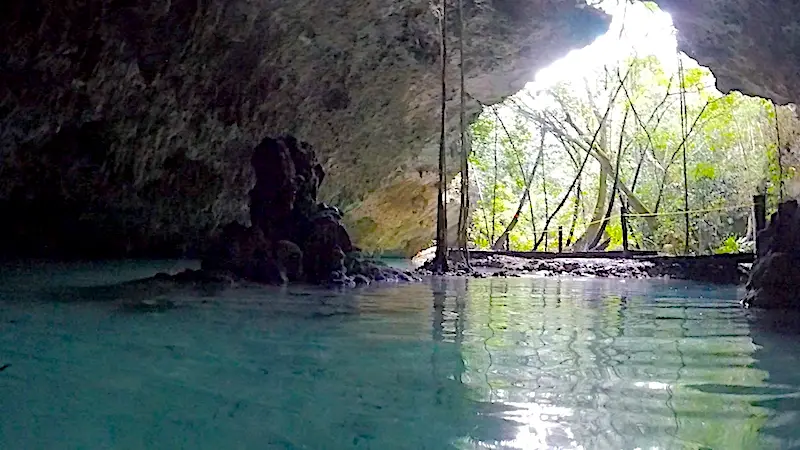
[1,262,800,449]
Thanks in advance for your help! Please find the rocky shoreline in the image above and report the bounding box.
[417,252,751,284]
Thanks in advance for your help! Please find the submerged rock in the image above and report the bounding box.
[744,200,800,308]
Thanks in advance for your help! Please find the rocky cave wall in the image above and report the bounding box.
[0,0,608,258]
[5,0,800,259]
[658,0,800,106]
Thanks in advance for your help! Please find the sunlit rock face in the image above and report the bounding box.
[658,0,800,105]
[0,0,607,257]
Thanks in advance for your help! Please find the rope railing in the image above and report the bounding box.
[510,202,755,237]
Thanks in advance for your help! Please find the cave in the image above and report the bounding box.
[1,0,798,260]
[1,0,797,259]
[4,1,800,448]
[1,1,799,295]
[0,0,608,259]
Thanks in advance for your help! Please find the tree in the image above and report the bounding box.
[467,50,796,255]
[432,0,448,273]
[456,0,470,266]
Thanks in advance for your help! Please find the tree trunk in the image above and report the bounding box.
[514,104,657,230]
[490,117,498,243]
[679,57,690,255]
[588,107,630,250]
[433,0,449,273]
[572,167,608,251]
[491,134,544,250]
[456,0,470,265]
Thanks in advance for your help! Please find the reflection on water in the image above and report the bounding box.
[1,262,799,449]
[455,278,778,449]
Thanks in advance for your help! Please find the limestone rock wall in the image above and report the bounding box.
[658,0,800,105]
[0,0,607,257]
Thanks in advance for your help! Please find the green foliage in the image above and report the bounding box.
[714,235,741,254]
[466,34,798,255]
[691,162,716,181]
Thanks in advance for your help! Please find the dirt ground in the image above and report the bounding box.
[417,252,750,284]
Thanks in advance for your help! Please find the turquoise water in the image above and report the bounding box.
[1,262,800,449]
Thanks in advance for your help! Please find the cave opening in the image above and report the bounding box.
[463,0,799,257]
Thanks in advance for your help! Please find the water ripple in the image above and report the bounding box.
[0,263,797,449]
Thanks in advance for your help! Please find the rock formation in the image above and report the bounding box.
[658,0,800,105]
[743,200,800,308]
[0,0,608,258]
[199,135,416,286]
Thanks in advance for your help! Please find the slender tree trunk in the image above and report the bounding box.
[528,181,538,247]
[490,116,498,244]
[456,0,470,266]
[654,100,710,213]
[491,108,542,249]
[572,169,608,251]
[566,105,613,252]
[679,57,690,254]
[493,108,532,191]
[491,132,545,250]
[433,0,449,273]
[533,139,590,250]
[474,174,491,244]
[567,176,581,246]
[490,167,536,251]
[773,101,785,202]
[563,139,581,247]
[618,75,673,193]
[532,70,632,250]
[541,145,549,250]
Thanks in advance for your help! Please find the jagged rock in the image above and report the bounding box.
[274,240,304,282]
[249,137,298,241]
[303,216,352,281]
[201,136,369,286]
[744,200,800,308]
[197,136,416,287]
[352,274,371,286]
[745,252,800,307]
[202,223,271,274]
[253,260,289,286]
[199,222,287,285]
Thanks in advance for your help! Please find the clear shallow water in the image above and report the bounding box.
[2,262,800,449]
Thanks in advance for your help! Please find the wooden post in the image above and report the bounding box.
[754,194,766,257]
[621,203,630,255]
[558,227,563,253]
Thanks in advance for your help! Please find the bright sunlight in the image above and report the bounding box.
[530,1,679,92]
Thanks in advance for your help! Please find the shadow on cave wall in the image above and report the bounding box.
[0,121,224,259]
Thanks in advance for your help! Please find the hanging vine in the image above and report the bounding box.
[679,56,690,255]
[456,0,470,266]
[432,0,449,273]
[773,100,785,202]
